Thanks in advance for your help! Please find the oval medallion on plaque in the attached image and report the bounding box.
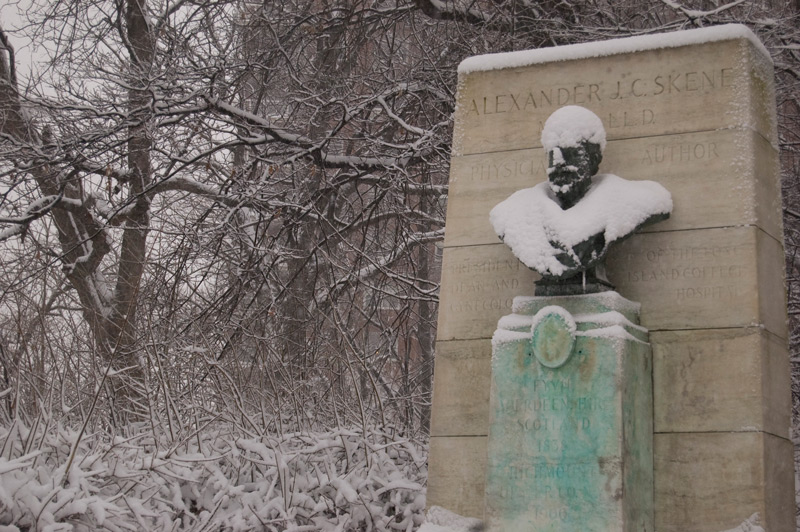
[531,307,576,369]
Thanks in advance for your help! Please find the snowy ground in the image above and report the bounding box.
[417,506,483,532]
[0,423,427,531]
[0,420,784,531]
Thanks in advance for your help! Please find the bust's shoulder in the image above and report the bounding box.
[591,173,670,195]
[591,173,626,186]
[593,173,666,186]
[586,173,672,215]
[489,181,557,232]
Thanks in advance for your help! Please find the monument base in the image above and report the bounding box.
[485,291,653,532]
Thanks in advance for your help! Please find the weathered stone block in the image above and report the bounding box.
[443,149,542,248]
[439,226,787,341]
[427,435,487,519]
[453,38,774,156]
[654,431,794,532]
[652,328,790,437]
[444,129,783,248]
[763,433,796,532]
[429,339,492,437]
[756,229,789,339]
[603,129,782,240]
[437,244,536,341]
[608,226,787,338]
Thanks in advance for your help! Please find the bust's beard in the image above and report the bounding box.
[548,173,591,197]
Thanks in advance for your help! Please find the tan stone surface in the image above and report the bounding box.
[654,431,793,532]
[454,40,773,156]
[608,226,788,336]
[757,231,789,340]
[740,40,779,148]
[654,431,764,532]
[445,129,782,248]
[760,332,792,441]
[437,244,537,341]
[600,129,780,239]
[440,227,784,338]
[763,434,796,532]
[443,149,543,248]
[652,328,790,437]
[429,339,492,437]
[427,436,487,519]
[752,133,783,241]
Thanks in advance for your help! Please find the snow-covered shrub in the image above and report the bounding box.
[0,422,427,531]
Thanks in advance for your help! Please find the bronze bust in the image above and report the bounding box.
[490,106,672,296]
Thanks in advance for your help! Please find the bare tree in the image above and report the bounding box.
[0,0,452,432]
[1,0,799,444]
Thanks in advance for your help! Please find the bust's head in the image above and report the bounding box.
[541,106,606,209]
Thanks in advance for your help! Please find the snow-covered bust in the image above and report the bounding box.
[490,106,673,296]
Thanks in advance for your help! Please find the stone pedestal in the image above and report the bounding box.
[486,292,653,532]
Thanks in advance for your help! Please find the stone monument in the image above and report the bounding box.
[428,25,793,532]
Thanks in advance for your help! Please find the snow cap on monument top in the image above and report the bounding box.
[541,105,606,152]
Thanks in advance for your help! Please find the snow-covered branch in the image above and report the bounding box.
[0,193,87,241]
[659,0,749,21]
[205,97,433,171]
[413,0,500,26]
[319,228,445,305]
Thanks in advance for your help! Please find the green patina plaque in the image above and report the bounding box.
[486,294,653,532]
[531,307,576,368]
